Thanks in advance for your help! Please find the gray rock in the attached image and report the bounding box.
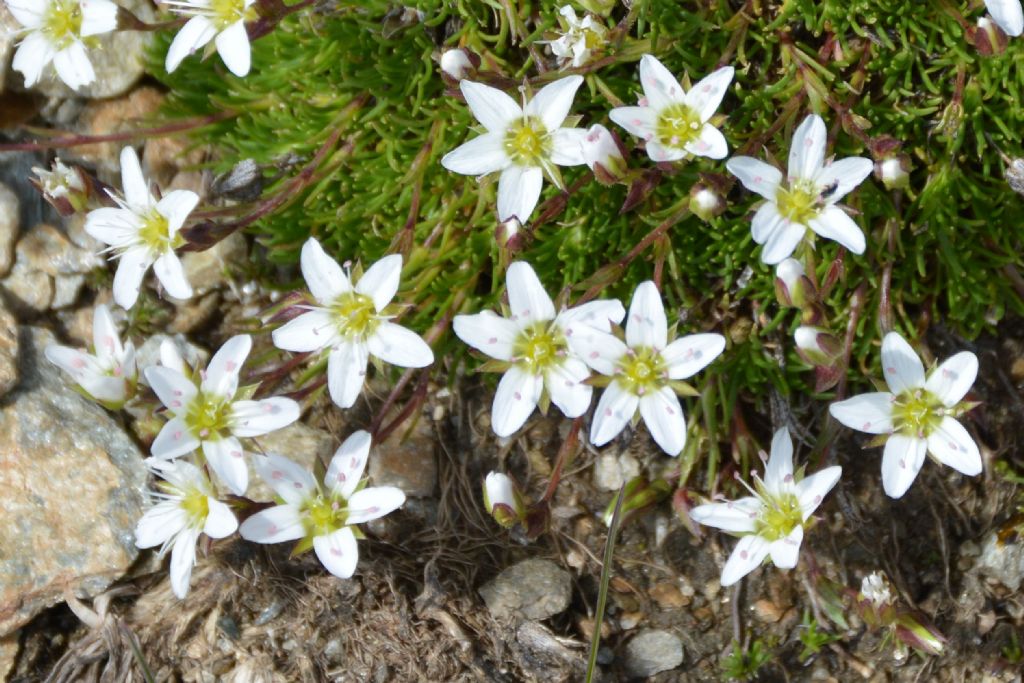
[0,182,18,277]
[0,257,53,315]
[368,414,437,498]
[178,233,248,297]
[135,333,209,380]
[592,451,641,492]
[976,530,1024,591]
[51,273,86,310]
[17,223,103,277]
[622,630,683,678]
[0,223,101,315]
[0,327,148,635]
[480,559,572,621]
[0,301,17,397]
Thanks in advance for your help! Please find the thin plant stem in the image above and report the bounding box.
[584,484,626,683]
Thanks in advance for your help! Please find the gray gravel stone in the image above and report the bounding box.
[479,559,572,621]
[0,182,18,277]
[0,300,16,397]
[622,629,683,678]
[975,529,1024,591]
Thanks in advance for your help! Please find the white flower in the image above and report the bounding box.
[573,281,725,456]
[164,0,257,77]
[45,304,137,407]
[239,430,406,579]
[32,158,89,214]
[690,427,842,586]
[7,0,118,90]
[85,147,197,310]
[609,54,734,163]
[829,332,981,499]
[726,114,874,264]
[441,75,588,223]
[453,261,624,437]
[271,238,434,409]
[440,48,473,81]
[145,334,301,496]
[542,5,607,68]
[984,0,1023,36]
[135,458,238,599]
[483,471,525,528]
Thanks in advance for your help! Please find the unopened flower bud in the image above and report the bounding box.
[794,326,841,366]
[440,48,478,82]
[483,472,526,528]
[876,156,911,190]
[688,184,725,221]
[775,258,812,308]
[859,571,894,607]
[895,614,946,656]
[970,16,1010,55]
[577,0,615,16]
[1005,157,1024,196]
[31,159,90,216]
[582,124,627,184]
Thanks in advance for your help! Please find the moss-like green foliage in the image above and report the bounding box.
[153,0,1024,460]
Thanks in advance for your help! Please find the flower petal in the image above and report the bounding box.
[327,341,369,409]
[313,527,359,579]
[506,261,556,325]
[568,328,627,376]
[215,20,251,77]
[301,238,350,305]
[254,452,317,505]
[5,0,44,28]
[239,504,306,543]
[346,486,406,524]
[12,33,55,88]
[112,247,153,310]
[156,190,200,232]
[367,321,434,368]
[203,437,249,496]
[135,502,186,549]
[807,206,865,255]
[608,105,656,140]
[169,527,200,599]
[881,332,925,394]
[720,534,770,587]
[763,427,794,495]
[53,41,95,90]
[926,416,982,476]
[154,252,193,300]
[119,146,151,212]
[639,54,684,110]
[203,498,238,539]
[788,114,827,181]
[92,304,123,361]
[881,434,927,499]
[924,351,978,407]
[355,253,402,312]
[685,124,727,160]
[80,0,119,35]
[453,311,517,361]
[150,416,201,460]
[231,397,300,437]
[690,497,761,533]
[525,75,583,130]
[590,381,639,447]
[460,80,521,132]
[796,466,842,520]
[165,15,217,73]
[986,0,1024,35]
[662,333,725,380]
[549,127,588,166]
[84,207,139,248]
[814,157,873,205]
[683,65,734,122]
[726,156,783,200]
[545,357,592,419]
[760,221,805,265]
[625,281,668,349]
[644,140,686,163]
[326,430,372,499]
[202,334,251,398]
[557,299,625,333]
[751,203,785,244]
[768,525,804,569]
[272,310,336,352]
[145,365,198,414]
[828,392,894,434]
[440,133,509,175]
[491,365,542,437]
[638,386,687,456]
[497,165,544,223]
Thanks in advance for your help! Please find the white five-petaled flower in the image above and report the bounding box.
[135,458,238,599]
[572,281,726,456]
[441,75,588,223]
[690,427,842,586]
[145,334,301,496]
[239,430,406,579]
[45,304,137,407]
[164,0,257,77]
[453,261,624,437]
[726,114,874,265]
[609,54,734,163]
[829,332,981,499]
[271,238,434,409]
[984,0,1023,36]
[85,147,198,310]
[7,0,118,90]
[542,5,607,68]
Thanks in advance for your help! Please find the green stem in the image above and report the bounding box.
[584,484,626,683]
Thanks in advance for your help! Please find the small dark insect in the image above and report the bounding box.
[818,180,840,202]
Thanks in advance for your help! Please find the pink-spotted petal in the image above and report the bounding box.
[880,434,927,499]
[346,486,406,524]
[589,381,640,447]
[506,261,556,326]
[720,534,770,587]
[312,527,359,579]
[926,416,982,476]
[690,497,761,533]
[453,311,517,361]
[881,332,925,394]
[203,437,248,496]
[829,392,894,434]
[202,334,251,398]
[768,525,804,569]
[238,504,306,543]
[150,416,200,460]
[924,352,978,407]
[326,429,372,499]
[491,365,542,437]
[662,333,725,380]
[638,386,687,456]
[230,397,300,437]
[254,452,318,506]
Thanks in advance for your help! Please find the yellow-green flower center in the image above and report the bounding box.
[775,179,821,225]
[330,291,380,340]
[210,0,258,29]
[303,495,348,537]
[137,209,182,254]
[180,489,210,526]
[616,347,668,395]
[891,389,944,438]
[753,491,802,541]
[43,0,83,48]
[504,117,551,166]
[184,392,233,439]
[655,102,702,149]
[512,322,567,372]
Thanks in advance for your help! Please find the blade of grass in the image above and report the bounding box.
[584,483,626,683]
